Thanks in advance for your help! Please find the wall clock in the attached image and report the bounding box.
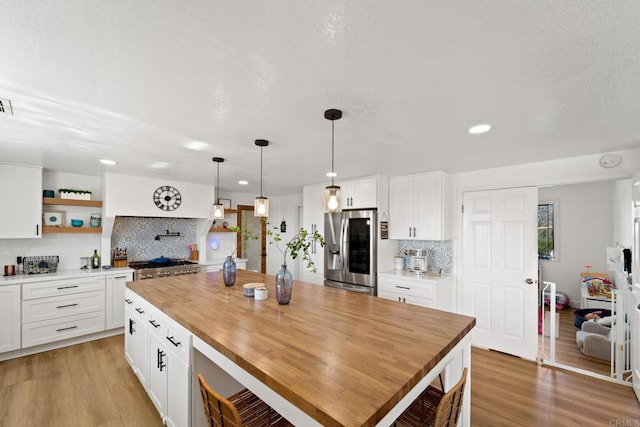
[153,185,182,211]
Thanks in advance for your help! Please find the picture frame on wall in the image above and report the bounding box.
[219,198,232,209]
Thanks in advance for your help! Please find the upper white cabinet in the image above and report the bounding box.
[389,171,451,240]
[338,177,378,209]
[0,164,42,238]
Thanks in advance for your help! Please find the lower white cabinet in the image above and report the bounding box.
[21,276,106,348]
[378,273,454,312]
[0,285,21,353]
[106,272,133,330]
[125,288,191,427]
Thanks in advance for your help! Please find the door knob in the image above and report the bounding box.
[525,278,537,285]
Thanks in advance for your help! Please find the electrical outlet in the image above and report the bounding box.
[0,98,13,114]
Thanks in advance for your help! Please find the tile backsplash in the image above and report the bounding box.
[398,240,452,273]
[111,216,199,261]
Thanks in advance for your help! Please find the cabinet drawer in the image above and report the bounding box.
[22,290,105,323]
[378,279,434,299]
[378,290,434,308]
[23,276,105,300]
[125,289,150,320]
[163,315,191,363]
[22,311,106,348]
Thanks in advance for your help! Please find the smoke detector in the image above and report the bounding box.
[599,153,622,168]
[0,98,13,115]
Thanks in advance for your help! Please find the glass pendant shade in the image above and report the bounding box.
[324,185,342,213]
[212,203,224,219]
[324,108,343,213]
[254,196,269,217]
[254,139,269,217]
[212,157,225,220]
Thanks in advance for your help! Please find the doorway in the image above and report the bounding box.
[237,205,266,273]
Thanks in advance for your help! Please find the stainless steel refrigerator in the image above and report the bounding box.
[324,209,377,295]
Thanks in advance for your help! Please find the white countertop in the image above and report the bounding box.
[379,269,452,283]
[0,267,134,286]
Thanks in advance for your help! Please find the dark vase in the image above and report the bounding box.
[222,256,236,286]
[275,264,293,304]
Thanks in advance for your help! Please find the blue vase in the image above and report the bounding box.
[275,264,293,304]
[223,256,236,286]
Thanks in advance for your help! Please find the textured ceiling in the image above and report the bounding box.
[1,1,640,195]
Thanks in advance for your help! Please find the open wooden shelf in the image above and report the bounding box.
[43,197,103,207]
[209,227,238,233]
[43,226,103,234]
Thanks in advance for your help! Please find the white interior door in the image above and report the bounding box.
[462,187,538,360]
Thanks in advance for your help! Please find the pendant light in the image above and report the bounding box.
[254,139,269,217]
[324,108,342,213]
[212,157,225,219]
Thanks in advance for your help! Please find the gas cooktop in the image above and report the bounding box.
[128,259,197,269]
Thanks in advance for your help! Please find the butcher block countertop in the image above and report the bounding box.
[127,269,475,427]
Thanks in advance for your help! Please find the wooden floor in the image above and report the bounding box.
[0,335,161,427]
[539,308,611,376]
[1,335,638,427]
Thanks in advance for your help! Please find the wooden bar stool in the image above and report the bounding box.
[198,373,292,427]
[394,368,468,427]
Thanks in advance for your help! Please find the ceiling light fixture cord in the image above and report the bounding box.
[331,118,335,187]
[260,144,263,197]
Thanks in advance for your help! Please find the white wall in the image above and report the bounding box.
[538,181,613,305]
[612,179,633,248]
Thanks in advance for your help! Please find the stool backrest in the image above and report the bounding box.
[432,367,468,427]
[198,373,243,427]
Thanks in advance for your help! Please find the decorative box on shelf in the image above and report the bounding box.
[59,190,92,200]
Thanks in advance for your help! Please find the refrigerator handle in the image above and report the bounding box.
[341,217,349,274]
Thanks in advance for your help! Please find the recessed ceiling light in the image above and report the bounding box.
[468,124,492,134]
[326,172,337,177]
[238,180,248,185]
[185,141,208,151]
[100,159,117,165]
[149,162,169,169]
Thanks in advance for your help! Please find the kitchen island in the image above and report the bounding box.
[127,269,475,426]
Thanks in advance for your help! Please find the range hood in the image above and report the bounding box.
[99,173,214,262]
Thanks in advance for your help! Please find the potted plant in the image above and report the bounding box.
[267,222,325,304]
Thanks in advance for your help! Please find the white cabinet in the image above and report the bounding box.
[105,272,133,330]
[338,177,378,209]
[302,184,326,285]
[0,164,42,238]
[21,276,106,348]
[389,171,451,240]
[0,285,21,353]
[126,289,191,427]
[124,289,149,387]
[378,273,454,312]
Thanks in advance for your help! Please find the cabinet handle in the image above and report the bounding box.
[398,297,402,302]
[129,318,136,334]
[409,227,412,237]
[395,286,410,290]
[114,275,127,279]
[56,303,78,309]
[135,307,145,314]
[413,227,416,237]
[56,325,78,333]
[149,319,160,328]
[403,297,406,303]
[36,224,39,236]
[57,285,79,290]
[157,349,166,371]
[124,298,133,304]
[166,336,181,347]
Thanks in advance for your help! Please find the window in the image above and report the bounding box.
[538,202,556,260]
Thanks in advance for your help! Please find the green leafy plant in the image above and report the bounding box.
[58,188,92,194]
[266,221,325,272]
[228,226,258,257]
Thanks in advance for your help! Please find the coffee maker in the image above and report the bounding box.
[405,249,428,274]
